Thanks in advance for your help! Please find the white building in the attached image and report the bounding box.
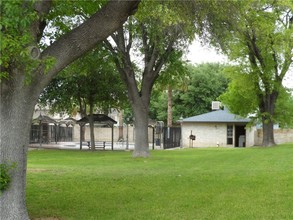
[181,108,255,148]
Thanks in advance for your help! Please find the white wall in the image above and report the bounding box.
[72,124,155,143]
[254,129,293,146]
[182,123,229,147]
[182,122,255,148]
[245,126,256,147]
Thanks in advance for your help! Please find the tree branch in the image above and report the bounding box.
[38,0,140,88]
[32,0,53,42]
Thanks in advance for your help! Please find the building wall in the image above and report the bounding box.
[72,124,155,143]
[246,126,256,147]
[254,129,293,146]
[182,122,254,148]
[182,123,229,147]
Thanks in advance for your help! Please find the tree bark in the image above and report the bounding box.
[132,101,150,157]
[0,1,140,219]
[262,120,275,146]
[0,70,38,220]
[106,21,175,157]
[260,92,278,146]
[167,86,173,127]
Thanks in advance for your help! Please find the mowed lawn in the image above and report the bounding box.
[27,144,293,220]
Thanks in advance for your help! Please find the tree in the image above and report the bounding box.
[39,45,127,150]
[150,63,228,122]
[274,88,293,128]
[220,69,293,128]
[0,1,140,219]
[159,51,189,127]
[105,2,196,157]
[149,51,189,125]
[178,63,228,117]
[195,0,293,146]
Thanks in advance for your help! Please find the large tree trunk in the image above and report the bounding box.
[0,1,140,219]
[262,120,275,146]
[260,92,278,146]
[0,71,38,220]
[105,17,176,157]
[132,102,150,157]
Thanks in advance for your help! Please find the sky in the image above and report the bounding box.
[186,41,293,89]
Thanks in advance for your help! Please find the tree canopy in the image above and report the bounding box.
[39,44,127,116]
[150,63,228,123]
[0,1,140,219]
[104,1,198,156]
[195,0,293,146]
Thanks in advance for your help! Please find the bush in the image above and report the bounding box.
[0,162,16,193]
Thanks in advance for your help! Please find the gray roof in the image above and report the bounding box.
[77,114,117,126]
[182,108,250,123]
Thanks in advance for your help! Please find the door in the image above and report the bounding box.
[235,125,246,147]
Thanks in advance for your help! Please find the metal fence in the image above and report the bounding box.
[163,127,181,149]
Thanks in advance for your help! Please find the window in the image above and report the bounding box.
[227,125,233,145]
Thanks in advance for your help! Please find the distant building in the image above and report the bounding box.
[181,108,255,147]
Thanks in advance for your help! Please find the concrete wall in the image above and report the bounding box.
[182,122,254,148]
[72,124,155,143]
[246,126,256,147]
[182,123,229,147]
[254,129,293,146]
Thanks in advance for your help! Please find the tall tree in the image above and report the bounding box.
[105,2,195,157]
[150,51,189,126]
[0,1,140,219]
[220,69,293,128]
[195,0,293,146]
[39,45,127,150]
[150,63,228,122]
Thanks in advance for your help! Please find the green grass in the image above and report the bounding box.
[27,144,293,220]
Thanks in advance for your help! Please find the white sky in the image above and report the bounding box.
[186,41,293,89]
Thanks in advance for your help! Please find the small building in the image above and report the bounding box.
[181,108,255,148]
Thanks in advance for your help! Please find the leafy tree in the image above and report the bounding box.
[0,1,140,219]
[150,51,189,127]
[150,63,228,122]
[195,0,293,146]
[105,2,196,157]
[274,88,293,128]
[178,63,228,117]
[39,45,127,150]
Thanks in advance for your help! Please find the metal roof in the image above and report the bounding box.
[77,114,117,126]
[32,115,57,124]
[182,108,250,123]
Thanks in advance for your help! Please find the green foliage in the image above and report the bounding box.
[39,43,128,115]
[156,51,189,88]
[275,88,293,128]
[0,0,38,80]
[178,63,228,117]
[220,66,293,126]
[44,0,107,45]
[0,162,16,193]
[196,0,293,131]
[219,66,259,117]
[0,0,57,83]
[150,63,228,122]
[136,0,196,40]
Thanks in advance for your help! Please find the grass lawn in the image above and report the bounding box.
[27,144,293,220]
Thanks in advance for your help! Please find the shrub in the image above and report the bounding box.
[0,162,16,193]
